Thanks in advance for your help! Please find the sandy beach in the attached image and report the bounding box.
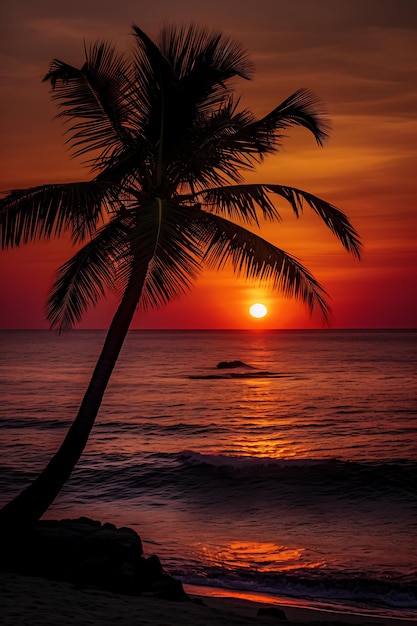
[0,572,414,626]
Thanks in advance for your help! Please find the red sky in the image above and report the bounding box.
[1,0,416,330]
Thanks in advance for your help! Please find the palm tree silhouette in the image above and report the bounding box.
[0,24,361,530]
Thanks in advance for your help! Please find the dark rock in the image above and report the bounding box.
[257,606,288,620]
[152,573,190,601]
[216,360,252,369]
[0,517,187,600]
[144,554,164,579]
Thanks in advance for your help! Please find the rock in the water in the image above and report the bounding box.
[216,360,252,369]
[0,517,187,600]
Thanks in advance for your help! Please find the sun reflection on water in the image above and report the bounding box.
[195,541,326,573]
[225,376,317,460]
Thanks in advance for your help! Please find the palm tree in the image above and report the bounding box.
[0,24,361,531]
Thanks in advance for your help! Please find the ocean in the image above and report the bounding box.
[0,329,416,619]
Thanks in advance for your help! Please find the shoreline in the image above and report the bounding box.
[185,583,417,623]
[1,572,416,626]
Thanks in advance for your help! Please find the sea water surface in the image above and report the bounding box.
[0,329,416,618]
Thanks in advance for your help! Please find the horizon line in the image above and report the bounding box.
[1,327,416,332]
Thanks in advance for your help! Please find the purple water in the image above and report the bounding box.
[0,329,416,618]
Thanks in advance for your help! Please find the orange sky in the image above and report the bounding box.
[1,0,416,330]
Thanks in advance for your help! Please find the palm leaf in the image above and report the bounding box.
[252,88,331,149]
[168,91,330,189]
[0,181,120,248]
[44,41,136,166]
[191,183,362,259]
[193,184,282,225]
[191,208,331,324]
[159,23,252,116]
[46,218,130,331]
[180,89,330,174]
[264,185,363,258]
[158,23,253,82]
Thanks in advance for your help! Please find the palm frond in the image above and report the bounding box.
[46,218,130,331]
[44,41,136,166]
[158,23,253,82]
[190,183,362,259]
[264,185,363,258]
[194,184,282,225]
[166,92,325,189]
[190,209,332,324]
[251,89,331,151]
[1,181,120,248]
[159,23,252,115]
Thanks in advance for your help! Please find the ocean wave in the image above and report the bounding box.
[46,450,417,503]
[178,451,417,499]
[179,450,417,474]
[0,416,71,430]
[180,450,327,470]
[178,568,417,615]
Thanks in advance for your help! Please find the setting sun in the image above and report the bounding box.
[249,303,268,318]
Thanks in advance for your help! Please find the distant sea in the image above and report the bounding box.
[0,329,416,618]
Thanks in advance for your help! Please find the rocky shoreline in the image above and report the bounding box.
[0,517,187,601]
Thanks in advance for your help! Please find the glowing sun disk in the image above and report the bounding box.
[249,303,267,318]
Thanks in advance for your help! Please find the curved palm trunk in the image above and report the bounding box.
[0,263,148,533]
